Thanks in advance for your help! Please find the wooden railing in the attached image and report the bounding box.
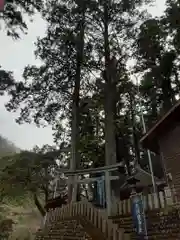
[111,188,174,216]
[44,201,130,240]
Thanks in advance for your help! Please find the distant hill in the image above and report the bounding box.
[0,136,40,239]
[0,137,40,240]
[0,135,20,157]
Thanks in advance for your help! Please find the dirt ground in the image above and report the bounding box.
[1,203,42,240]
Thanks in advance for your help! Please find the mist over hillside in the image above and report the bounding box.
[0,135,20,156]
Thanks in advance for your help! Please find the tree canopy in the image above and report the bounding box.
[0,0,44,98]
[2,0,43,39]
[0,144,64,216]
[1,0,180,202]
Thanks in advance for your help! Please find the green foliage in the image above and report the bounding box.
[0,67,16,97]
[0,145,62,216]
[0,135,19,157]
[0,146,57,194]
[2,0,43,39]
[136,0,180,117]
[0,218,14,240]
[2,0,180,183]
[4,0,151,170]
[0,0,44,103]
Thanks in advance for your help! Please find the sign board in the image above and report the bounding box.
[131,193,147,238]
[0,0,5,11]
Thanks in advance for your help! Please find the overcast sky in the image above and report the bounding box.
[0,0,166,150]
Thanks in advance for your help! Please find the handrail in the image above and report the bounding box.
[44,200,130,240]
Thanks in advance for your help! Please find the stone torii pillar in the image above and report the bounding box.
[105,170,112,215]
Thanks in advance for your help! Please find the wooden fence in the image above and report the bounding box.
[40,187,176,239]
[44,201,130,240]
[111,188,174,216]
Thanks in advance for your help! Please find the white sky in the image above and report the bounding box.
[0,0,166,150]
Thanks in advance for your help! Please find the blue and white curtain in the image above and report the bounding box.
[97,175,106,207]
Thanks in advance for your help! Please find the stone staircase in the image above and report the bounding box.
[35,201,130,240]
[36,219,93,240]
[35,198,180,240]
[111,207,180,239]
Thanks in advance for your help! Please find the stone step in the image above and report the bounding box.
[36,207,180,240]
[111,208,180,239]
[36,233,92,240]
[116,221,180,229]
[37,237,91,240]
[112,213,179,223]
[35,219,95,240]
[111,208,179,220]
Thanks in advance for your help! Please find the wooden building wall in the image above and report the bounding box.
[159,124,180,202]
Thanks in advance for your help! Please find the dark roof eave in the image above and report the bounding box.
[140,100,180,151]
[141,137,160,154]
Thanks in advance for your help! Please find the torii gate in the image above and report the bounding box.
[55,162,123,215]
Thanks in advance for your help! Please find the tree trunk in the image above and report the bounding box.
[42,186,49,203]
[149,84,158,127]
[102,0,117,214]
[33,192,46,217]
[69,3,86,202]
[129,92,140,166]
[103,0,117,165]
[161,77,173,113]
[44,167,49,202]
